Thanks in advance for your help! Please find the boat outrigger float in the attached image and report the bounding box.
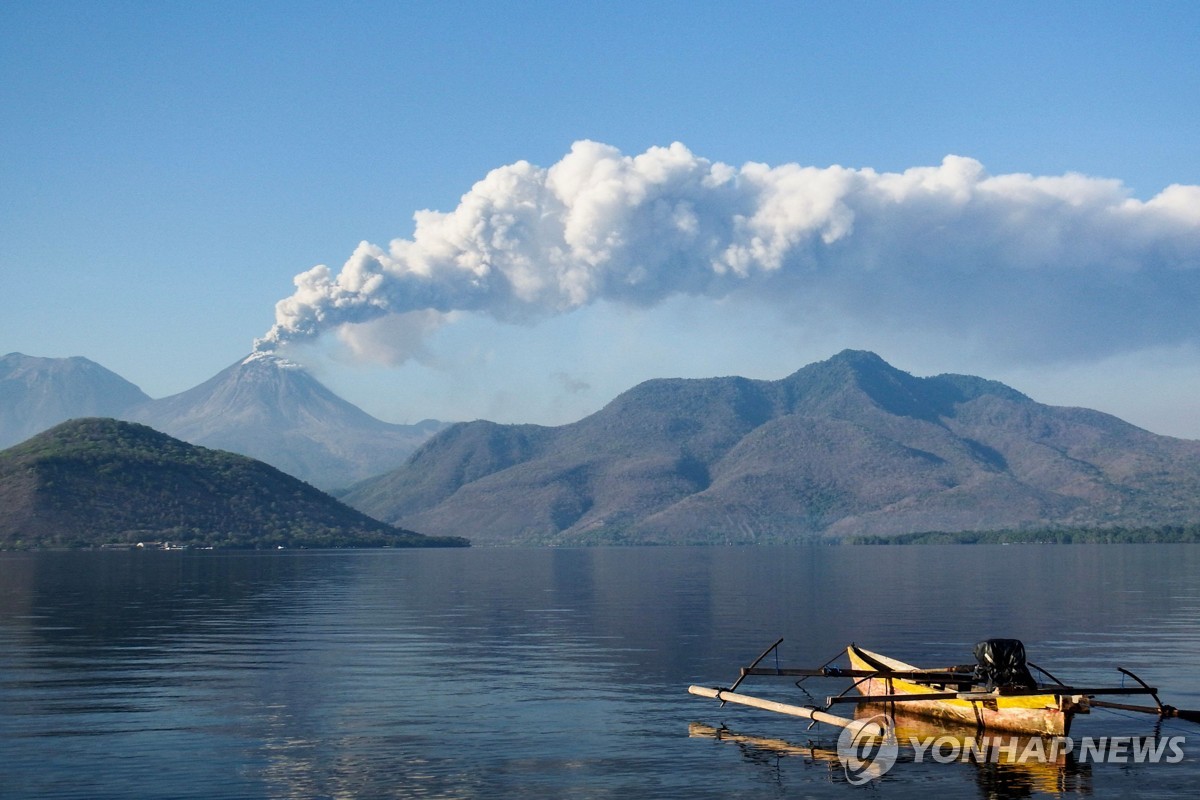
[689,638,1200,736]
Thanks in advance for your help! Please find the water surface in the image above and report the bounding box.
[2,545,1198,798]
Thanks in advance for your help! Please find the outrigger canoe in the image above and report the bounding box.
[845,644,1084,736]
[689,638,1198,737]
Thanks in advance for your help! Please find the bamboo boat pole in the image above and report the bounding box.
[688,685,886,735]
[1088,698,1200,723]
[1086,666,1200,722]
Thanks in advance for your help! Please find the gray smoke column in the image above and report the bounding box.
[255,140,1200,362]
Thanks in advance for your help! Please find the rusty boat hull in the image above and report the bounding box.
[847,645,1087,736]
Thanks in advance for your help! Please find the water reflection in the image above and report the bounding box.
[689,710,1098,800]
[2,546,1199,799]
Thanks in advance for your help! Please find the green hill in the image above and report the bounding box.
[0,418,468,550]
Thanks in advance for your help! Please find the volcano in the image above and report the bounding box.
[126,353,444,489]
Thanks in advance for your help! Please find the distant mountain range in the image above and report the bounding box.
[0,418,468,550]
[8,348,1200,546]
[342,350,1200,545]
[1,351,445,490]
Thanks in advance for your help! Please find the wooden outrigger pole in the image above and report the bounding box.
[689,638,886,735]
[687,685,886,735]
[1085,668,1200,723]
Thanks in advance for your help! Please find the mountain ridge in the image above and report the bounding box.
[342,350,1200,545]
[0,353,151,447]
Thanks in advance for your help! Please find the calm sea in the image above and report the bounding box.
[1,545,1198,799]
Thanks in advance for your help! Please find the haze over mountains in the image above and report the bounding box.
[0,352,444,490]
[0,353,151,447]
[344,350,1200,545]
[6,349,1200,546]
[124,353,444,490]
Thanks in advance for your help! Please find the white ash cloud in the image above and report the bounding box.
[256,140,1200,363]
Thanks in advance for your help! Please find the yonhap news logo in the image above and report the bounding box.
[836,713,1186,785]
[837,713,898,785]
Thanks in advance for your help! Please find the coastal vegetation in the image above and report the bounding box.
[848,525,1200,544]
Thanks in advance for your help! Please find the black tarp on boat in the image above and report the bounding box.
[973,639,1037,690]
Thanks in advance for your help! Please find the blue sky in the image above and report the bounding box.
[3,1,1199,436]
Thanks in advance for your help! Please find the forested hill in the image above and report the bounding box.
[0,418,468,550]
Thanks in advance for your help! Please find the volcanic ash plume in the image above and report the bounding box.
[255,140,1200,362]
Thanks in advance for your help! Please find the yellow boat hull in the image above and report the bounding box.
[847,645,1086,736]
